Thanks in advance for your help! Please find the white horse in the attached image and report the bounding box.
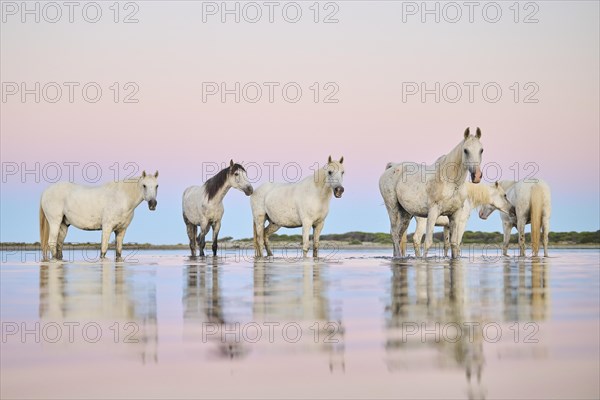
[379,128,484,258]
[407,182,513,257]
[182,160,253,257]
[251,156,345,258]
[479,179,551,257]
[39,171,159,261]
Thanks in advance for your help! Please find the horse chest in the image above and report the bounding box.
[203,204,224,223]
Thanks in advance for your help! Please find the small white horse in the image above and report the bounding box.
[408,182,513,257]
[379,127,484,258]
[479,179,551,257]
[251,156,345,258]
[40,171,159,261]
[182,160,253,257]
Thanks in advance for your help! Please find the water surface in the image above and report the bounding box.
[1,249,598,399]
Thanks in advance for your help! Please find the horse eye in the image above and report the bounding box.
[328,171,333,175]
[464,149,469,154]
[143,184,146,189]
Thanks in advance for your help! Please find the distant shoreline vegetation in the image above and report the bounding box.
[1,231,598,250]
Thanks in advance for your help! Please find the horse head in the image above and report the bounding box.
[325,155,345,198]
[479,182,514,220]
[140,170,159,210]
[227,160,253,196]
[489,181,513,215]
[462,127,483,183]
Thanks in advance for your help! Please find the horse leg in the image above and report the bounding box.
[197,223,210,257]
[115,229,126,261]
[264,222,280,257]
[46,219,62,260]
[423,205,441,258]
[56,222,69,261]
[384,202,403,258]
[211,220,221,257]
[186,222,198,257]
[397,209,412,258]
[312,221,324,258]
[301,222,311,258]
[448,214,461,259]
[542,212,550,257]
[413,218,425,258]
[455,214,469,258]
[516,218,526,257]
[100,227,112,259]
[443,226,450,258]
[253,215,267,258]
[502,219,512,256]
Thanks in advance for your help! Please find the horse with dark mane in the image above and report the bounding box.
[182,160,253,257]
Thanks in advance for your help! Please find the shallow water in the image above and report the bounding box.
[1,248,599,399]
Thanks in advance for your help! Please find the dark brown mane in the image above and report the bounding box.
[204,163,245,200]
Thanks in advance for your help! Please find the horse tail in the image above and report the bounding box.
[39,203,50,261]
[530,184,544,256]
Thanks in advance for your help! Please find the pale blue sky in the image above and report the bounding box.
[1,1,598,243]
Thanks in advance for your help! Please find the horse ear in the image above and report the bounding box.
[339,156,344,164]
[154,170,159,178]
[328,155,332,163]
[142,170,146,178]
[464,127,470,139]
[476,127,482,138]
[495,181,499,188]
[230,159,234,168]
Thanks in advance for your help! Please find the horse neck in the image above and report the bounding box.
[122,179,144,209]
[207,181,231,205]
[437,141,468,185]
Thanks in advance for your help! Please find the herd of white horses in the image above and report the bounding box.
[39,128,551,262]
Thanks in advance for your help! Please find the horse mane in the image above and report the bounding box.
[498,180,516,191]
[466,182,490,207]
[204,164,245,200]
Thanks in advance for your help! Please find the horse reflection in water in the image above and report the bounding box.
[253,260,346,373]
[502,258,550,322]
[183,259,249,360]
[386,258,550,399]
[39,261,158,363]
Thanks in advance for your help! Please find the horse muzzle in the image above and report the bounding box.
[244,186,254,196]
[471,170,482,184]
[334,186,344,198]
[148,199,157,210]
[478,209,488,220]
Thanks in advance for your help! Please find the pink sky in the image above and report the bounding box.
[1,1,598,243]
